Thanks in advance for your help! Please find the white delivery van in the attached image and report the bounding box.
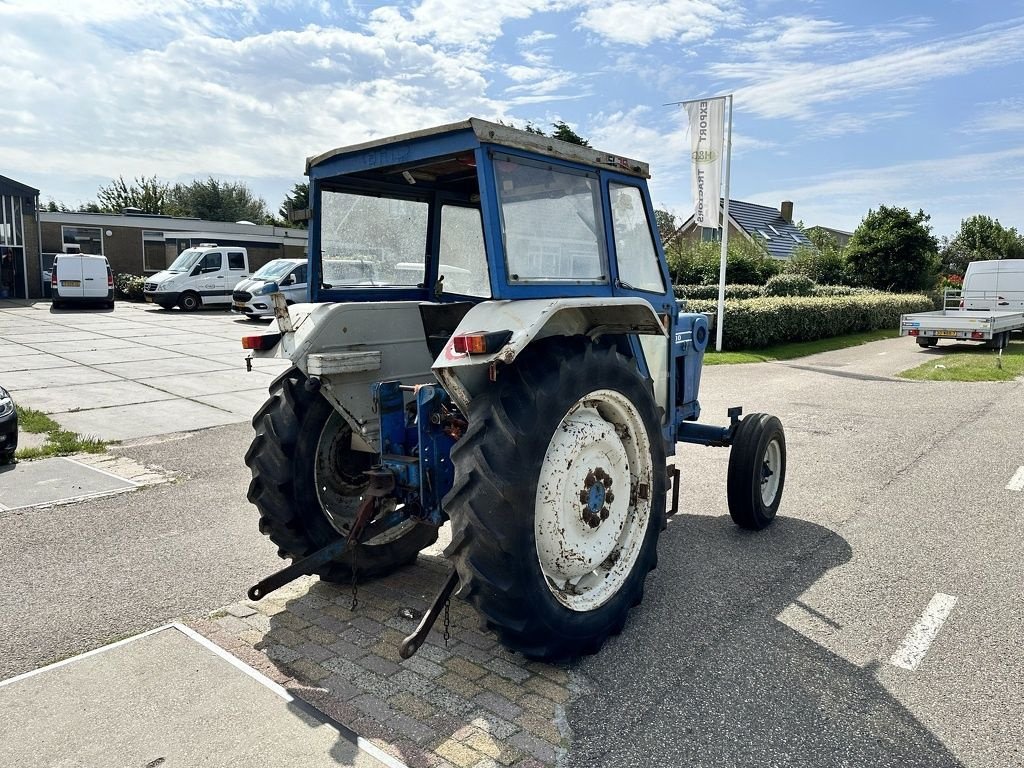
[50,253,114,309]
[232,258,307,318]
[961,259,1024,311]
[143,244,249,311]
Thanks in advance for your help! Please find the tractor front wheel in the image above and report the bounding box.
[727,413,786,530]
[444,338,665,659]
[245,369,438,582]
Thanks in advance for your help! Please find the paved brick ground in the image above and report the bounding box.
[188,556,576,768]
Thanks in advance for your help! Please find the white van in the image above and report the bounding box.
[962,259,1024,311]
[50,254,114,309]
[143,244,249,311]
[232,258,307,318]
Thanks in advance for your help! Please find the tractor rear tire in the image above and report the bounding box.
[245,368,438,582]
[444,338,665,660]
[727,413,786,530]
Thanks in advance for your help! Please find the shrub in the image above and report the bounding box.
[666,238,783,285]
[785,245,853,285]
[115,273,146,301]
[763,273,816,297]
[674,284,763,300]
[810,285,878,297]
[686,293,934,350]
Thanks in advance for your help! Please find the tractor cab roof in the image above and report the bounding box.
[305,118,650,180]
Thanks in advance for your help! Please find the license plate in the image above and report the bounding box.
[936,330,959,337]
[60,280,81,287]
[145,296,154,303]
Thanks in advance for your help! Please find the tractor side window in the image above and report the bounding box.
[495,156,607,284]
[439,205,490,297]
[320,190,429,287]
[610,184,665,293]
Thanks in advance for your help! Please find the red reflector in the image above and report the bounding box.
[452,330,512,355]
[971,331,984,340]
[242,333,281,350]
[908,329,919,336]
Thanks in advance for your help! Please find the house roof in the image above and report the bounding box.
[724,200,814,259]
[0,174,39,198]
[673,199,815,259]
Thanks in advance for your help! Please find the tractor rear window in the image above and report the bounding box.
[319,190,429,286]
[495,156,607,284]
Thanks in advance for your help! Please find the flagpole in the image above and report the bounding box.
[715,94,734,353]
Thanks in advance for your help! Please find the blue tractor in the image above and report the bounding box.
[243,119,787,660]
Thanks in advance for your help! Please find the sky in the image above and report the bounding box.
[2,0,1023,240]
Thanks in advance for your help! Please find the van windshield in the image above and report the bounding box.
[253,260,296,280]
[167,249,204,273]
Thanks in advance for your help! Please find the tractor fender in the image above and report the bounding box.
[431,297,666,412]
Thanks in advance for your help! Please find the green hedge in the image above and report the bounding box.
[675,284,763,300]
[675,283,880,300]
[686,293,934,350]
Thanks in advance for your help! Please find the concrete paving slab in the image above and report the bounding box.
[61,345,185,365]
[14,337,141,354]
[1,366,121,392]
[3,331,107,343]
[0,342,35,358]
[55,398,244,441]
[0,457,136,511]
[194,389,271,417]
[12,380,178,414]
[149,368,275,398]
[0,625,394,768]
[94,356,234,379]
[0,353,79,373]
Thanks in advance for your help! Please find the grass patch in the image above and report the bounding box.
[15,405,60,433]
[13,404,107,460]
[704,328,899,365]
[897,340,1024,382]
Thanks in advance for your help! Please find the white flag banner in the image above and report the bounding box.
[684,98,726,228]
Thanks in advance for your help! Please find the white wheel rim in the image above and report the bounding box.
[534,389,654,612]
[760,438,782,507]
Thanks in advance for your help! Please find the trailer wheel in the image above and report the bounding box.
[246,369,438,582]
[444,338,665,660]
[727,413,786,530]
[917,337,938,348]
[178,291,201,312]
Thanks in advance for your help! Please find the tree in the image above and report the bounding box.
[845,206,940,292]
[96,175,171,214]
[654,209,678,246]
[549,120,590,147]
[279,182,310,228]
[167,177,271,223]
[787,225,852,285]
[940,214,1024,275]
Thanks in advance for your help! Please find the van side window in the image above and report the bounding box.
[201,252,222,272]
[228,252,246,270]
[294,264,307,283]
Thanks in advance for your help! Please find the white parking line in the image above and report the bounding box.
[890,593,958,671]
[1006,466,1024,492]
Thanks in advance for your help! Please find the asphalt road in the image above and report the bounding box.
[1,329,1021,767]
[568,340,1024,768]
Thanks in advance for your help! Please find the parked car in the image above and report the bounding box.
[0,386,16,464]
[50,254,115,309]
[232,258,307,319]
[144,244,249,311]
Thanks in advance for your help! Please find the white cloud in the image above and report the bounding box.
[367,0,562,49]
[966,97,1024,134]
[576,0,739,46]
[714,19,1024,121]
[519,30,557,45]
[749,146,1024,235]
